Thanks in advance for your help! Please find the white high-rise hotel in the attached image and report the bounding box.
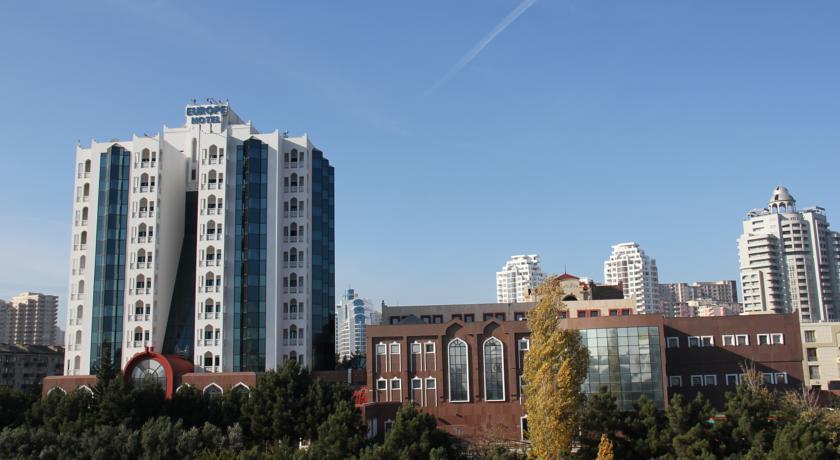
[334,288,381,360]
[496,255,545,303]
[604,242,660,314]
[738,186,840,322]
[65,102,334,375]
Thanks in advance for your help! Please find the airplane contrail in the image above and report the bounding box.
[425,0,538,96]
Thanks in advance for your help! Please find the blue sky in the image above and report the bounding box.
[1,1,839,322]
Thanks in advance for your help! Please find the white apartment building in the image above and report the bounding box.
[335,288,382,360]
[65,102,334,376]
[737,186,840,322]
[0,293,59,346]
[604,242,660,314]
[496,255,545,303]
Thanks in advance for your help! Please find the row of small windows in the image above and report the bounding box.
[282,248,305,268]
[283,224,305,243]
[200,221,224,241]
[283,199,305,217]
[282,299,305,320]
[284,174,305,192]
[282,326,305,346]
[665,333,785,349]
[201,170,224,190]
[669,372,789,388]
[284,149,305,167]
[282,274,305,293]
[201,196,224,215]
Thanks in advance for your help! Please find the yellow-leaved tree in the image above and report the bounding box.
[596,433,615,460]
[523,276,590,459]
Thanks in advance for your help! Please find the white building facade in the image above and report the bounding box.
[737,186,840,322]
[2,293,60,346]
[65,102,334,375]
[334,289,381,360]
[496,255,545,303]
[604,242,660,314]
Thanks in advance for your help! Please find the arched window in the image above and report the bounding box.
[76,304,83,320]
[290,223,298,238]
[79,255,86,270]
[81,207,89,222]
[73,356,81,370]
[290,299,298,318]
[448,338,469,402]
[203,351,213,367]
[77,280,85,295]
[209,145,218,162]
[207,195,217,212]
[83,183,90,198]
[136,274,145,289]
[204,325,213,341]
[483,337,505,401]
[290,198,298,212]
[74,330,82,345]
[231,383,250,395]
[204,383,222,396]
[131,358,165,388]
[140,173,150,190]
[138,223,147,238]
[84,160,91,173]
[289,350,298,362]
[80,231,88,245]
[137,248,146,264]
[205,298,214,313]
[208,169,217,187]
[134,300,144,316]
[290,149,298,163]
[290,325,298,340]
[289,247,298,262]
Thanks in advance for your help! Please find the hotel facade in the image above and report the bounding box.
[65,103,334,377]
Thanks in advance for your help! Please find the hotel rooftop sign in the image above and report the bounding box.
[185,104,229,125]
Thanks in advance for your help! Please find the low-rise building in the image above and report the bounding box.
[360,309,803,442]
[0,344,64,391]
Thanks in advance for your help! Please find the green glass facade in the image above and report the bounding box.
[580,326,664,410]
[309,148,335,370]
[233,138,268,371]
[90,145,130,372]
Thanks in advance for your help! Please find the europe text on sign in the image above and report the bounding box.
[186,105,228,124]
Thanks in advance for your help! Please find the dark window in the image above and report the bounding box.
[464,314,474,323]
[495,313,505,321]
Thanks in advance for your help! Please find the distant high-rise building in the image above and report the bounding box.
[65,102,335,376]
[0,293,59,346]
[334,289,381,360]
[738,186,840,322]
[496,255,545,303]
[604,243,660,314]
[660,280,739,315]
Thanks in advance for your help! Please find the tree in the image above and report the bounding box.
[716,369,777,458]
[665,393,716,460]
[577,388,625,459]
[305,400,367,460]
[767,411,840,460]
[0,386,36,429]
[359,402,455,460]
[522,276,589,458]
[623,396,669,459]
[596,434,614,460]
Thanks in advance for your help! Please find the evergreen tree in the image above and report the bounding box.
[241,360,314,445]
[665,393,716,459]
[716,370,777,458]
[359,402,455,460]
[305,400,367,460]
[522,276,589,458]
[577,387,625,459]
[623,396,669,459]
[0,385,36,429]
[767,411,840,460]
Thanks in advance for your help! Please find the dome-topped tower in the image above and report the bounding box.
[768,185,796,214]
